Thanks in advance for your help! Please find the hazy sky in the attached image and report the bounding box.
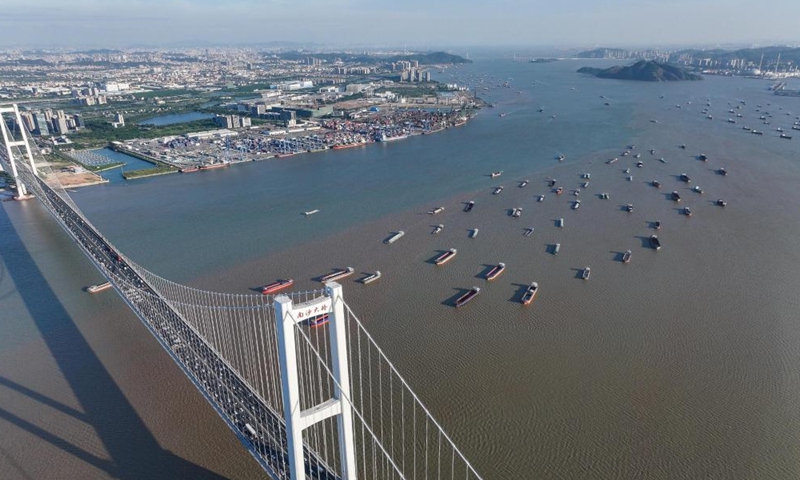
[1,0,799,49]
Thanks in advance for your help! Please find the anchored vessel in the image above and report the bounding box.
[485,263,506,281]
[622,250,632,264]
[557,218,565,228]
[491,171,503,178]
[671,191,681,202]
[572,200,581,210]
[684,207,692,217]
[492,186,504,195]
[553,243,561,254]
[384,231,405,244]
[519,179,529,187]
[428,206,445,215]
[320,267,354,283]
[679,173,691,183]
[432,224,444,234]
[581,267,591,280]
[716,199,727,207]
[464,201,475,212]
[435,248,458,265]
[86,281,112,293]
[261,279,294,295]
[626,204,634,213]
[650,235,662,250]
[523,227,534,237]
[470,228,479,238]
[361,271,381,284]
[455,287,480,307]
[512,207,522,218]
[303,209,320,216]
[521,282,539,305]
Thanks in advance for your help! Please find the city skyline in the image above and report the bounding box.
[1,0,800,49]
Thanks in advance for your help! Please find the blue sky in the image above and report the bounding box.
[1,0,798,49]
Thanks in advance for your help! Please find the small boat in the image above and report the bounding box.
[512,207,522,218]
[572,200,581,210]
[361,271,381,284]
[626,204,634,213]
[432,224,444,234]
[490,171,503,178]
[86,281,112,293]
[485,263,506,281]
[622,250,632,264]
[650,235,662,250]
[650,149,656,155]
[651,180,661,188]
[581,267,591,280]
[538,195,545,202]
[455,287,480,307]
[320,267,355,283]
[718,167,728,176]
[428,206,445,215]
[304,209,320,216]
[716,199,726,207]
[607,157,618,164]
[556,187,564,195]
[654,221,662,230]
[309,314,329,328]
[671,191,681,202]
[384,231,405,244]
[523,227,534,237]
[519,180,529,188]
[658,158,667,164]
[557,218,565,228]
[434,248,457,265]
[493,186,504,195]
[634,153,641,159]
[679,173,691,183]
[261,279,294,294]
[553,243,561,254]
[683,207,692,217]
[464,201,475,212]
[693,186,703,194]
[521,282,539,305]
[557,154,565,162]
[470,228,479,238]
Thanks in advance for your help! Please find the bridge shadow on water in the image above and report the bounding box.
[0,204,231,480]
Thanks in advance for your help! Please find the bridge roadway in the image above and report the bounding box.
[19,169,338,480]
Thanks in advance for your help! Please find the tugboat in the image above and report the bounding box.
[671,191,681,202]
[581,267,591,280]
[434,248,457,265]
[261,279,294,295]
[455,287,480,307]
[493,186,504,195]
[361,271,382,284]
[521,282,539,305]
[485,263,506,281]
[650,235,662,250]
[622,250,632,264]
[464,201,475,212]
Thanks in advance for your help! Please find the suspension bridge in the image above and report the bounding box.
[0,105,484,480]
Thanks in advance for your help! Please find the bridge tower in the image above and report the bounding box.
[0,105,37,200]
[275,282,357,480]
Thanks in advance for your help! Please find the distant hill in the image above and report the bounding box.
[276,51,471,65]
[577,60,702,82]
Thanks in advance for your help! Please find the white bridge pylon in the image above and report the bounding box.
[0,104,37,199]
[275,283,357,480]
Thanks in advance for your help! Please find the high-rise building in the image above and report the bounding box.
[54,117,69,135]
[114,112,125,126]
[33,113,50,136]
[73,114,85,129]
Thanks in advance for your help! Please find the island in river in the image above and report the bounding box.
[577,60,703,82]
